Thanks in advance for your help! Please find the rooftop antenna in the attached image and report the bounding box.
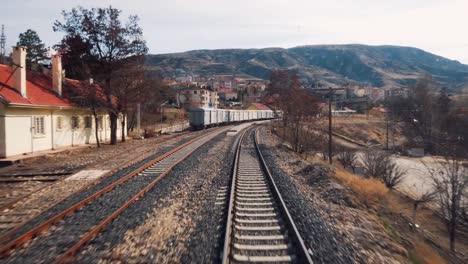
[0,25,6,64]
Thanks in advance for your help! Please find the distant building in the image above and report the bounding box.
[219,91,238,101]
[175,88,219,109]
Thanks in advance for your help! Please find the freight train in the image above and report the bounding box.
[189,107,275,129]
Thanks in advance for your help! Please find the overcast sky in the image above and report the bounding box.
[2,0,468,63]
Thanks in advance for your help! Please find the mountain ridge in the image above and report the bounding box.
[145,44,468,91]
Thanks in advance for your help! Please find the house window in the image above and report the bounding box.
[84,116,92,129]
[33,116,45,135]
[56,116,63,130]
[194,91,197,94]
[71,116,80,129]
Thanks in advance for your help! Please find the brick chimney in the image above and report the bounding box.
[51,54,62,96]
[12,46,27,97]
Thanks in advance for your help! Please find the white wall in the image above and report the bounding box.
[0,106,125,158]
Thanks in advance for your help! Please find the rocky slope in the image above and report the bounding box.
[146,44,468,91]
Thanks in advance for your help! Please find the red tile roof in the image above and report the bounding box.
[0,64,112,108]
[0,64,72,107]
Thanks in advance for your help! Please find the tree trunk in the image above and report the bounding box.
[121,112,126,142]
[412,202,418,225]
[128,110,136,132]
[294,122,300,152]
[93,108,101,148]
[109,111,118,145]
[104,77,118,145]
[449,224,456,252]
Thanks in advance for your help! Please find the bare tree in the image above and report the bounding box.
[426,156,468,252]
[65,68,105,148]
[111,56,146,142]
[381,162,407,189]
[362,151,389,178]
[362,151,406,189]
[337,150,358,172]
[410,186,436,226]
[265,70,319,152]
[54,6,148,145]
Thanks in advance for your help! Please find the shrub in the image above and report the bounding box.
[144,128,156,138]
[334,169,388,207]
[362,151,388,178]
[362,151,406,189]
[381,162,407,189]
[337,150,357,171]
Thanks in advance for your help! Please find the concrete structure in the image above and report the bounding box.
[176,88,219,109]
[0,48,124,158]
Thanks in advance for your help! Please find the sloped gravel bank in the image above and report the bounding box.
[257,126,408,263]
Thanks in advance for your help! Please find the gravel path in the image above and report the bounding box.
[257,126,408,263]
[0,130,209,249]
[73,131,238,263]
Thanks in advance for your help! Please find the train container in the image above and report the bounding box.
[210,109,217,125]
[189,107,211,129]
[189,108,275,130]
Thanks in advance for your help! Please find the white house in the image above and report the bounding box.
[0,47,124,158]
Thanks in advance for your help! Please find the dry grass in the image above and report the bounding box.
[334,168,388,206]
[409,242,447,264]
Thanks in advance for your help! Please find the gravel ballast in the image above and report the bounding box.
[0,130,212,253]
[73,130,238,263]
[257,126,408,263]
[257,126,360,263]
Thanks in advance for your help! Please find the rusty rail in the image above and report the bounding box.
[0,129,219,258]
[54,131,213,263]
[0,131,191,244]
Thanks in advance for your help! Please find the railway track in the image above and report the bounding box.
[0,131,192,236]
[222,127,313,263]
[0,127,229,263]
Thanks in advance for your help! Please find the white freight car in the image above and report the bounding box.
[189,108,275,129]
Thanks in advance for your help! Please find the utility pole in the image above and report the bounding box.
[366,96,369,120]
[312,87,346,164]
[385,111,389,150]
[160,101,168,134]
[328,87,333,164]
[0,25,6,64]
[136,103,141,139]
[384,93,392,150]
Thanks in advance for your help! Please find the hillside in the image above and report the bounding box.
[145,44,468,90]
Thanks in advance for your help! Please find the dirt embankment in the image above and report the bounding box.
[316,114,406,148]
[260,126,465,264]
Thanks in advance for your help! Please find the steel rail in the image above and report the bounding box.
[54,128,223,263]
[254,127,313,263]
[0,131,190,214]
[0,128,221,258]
[221,126,313,263]
[221,128,248,264]
[0,131,191,244]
